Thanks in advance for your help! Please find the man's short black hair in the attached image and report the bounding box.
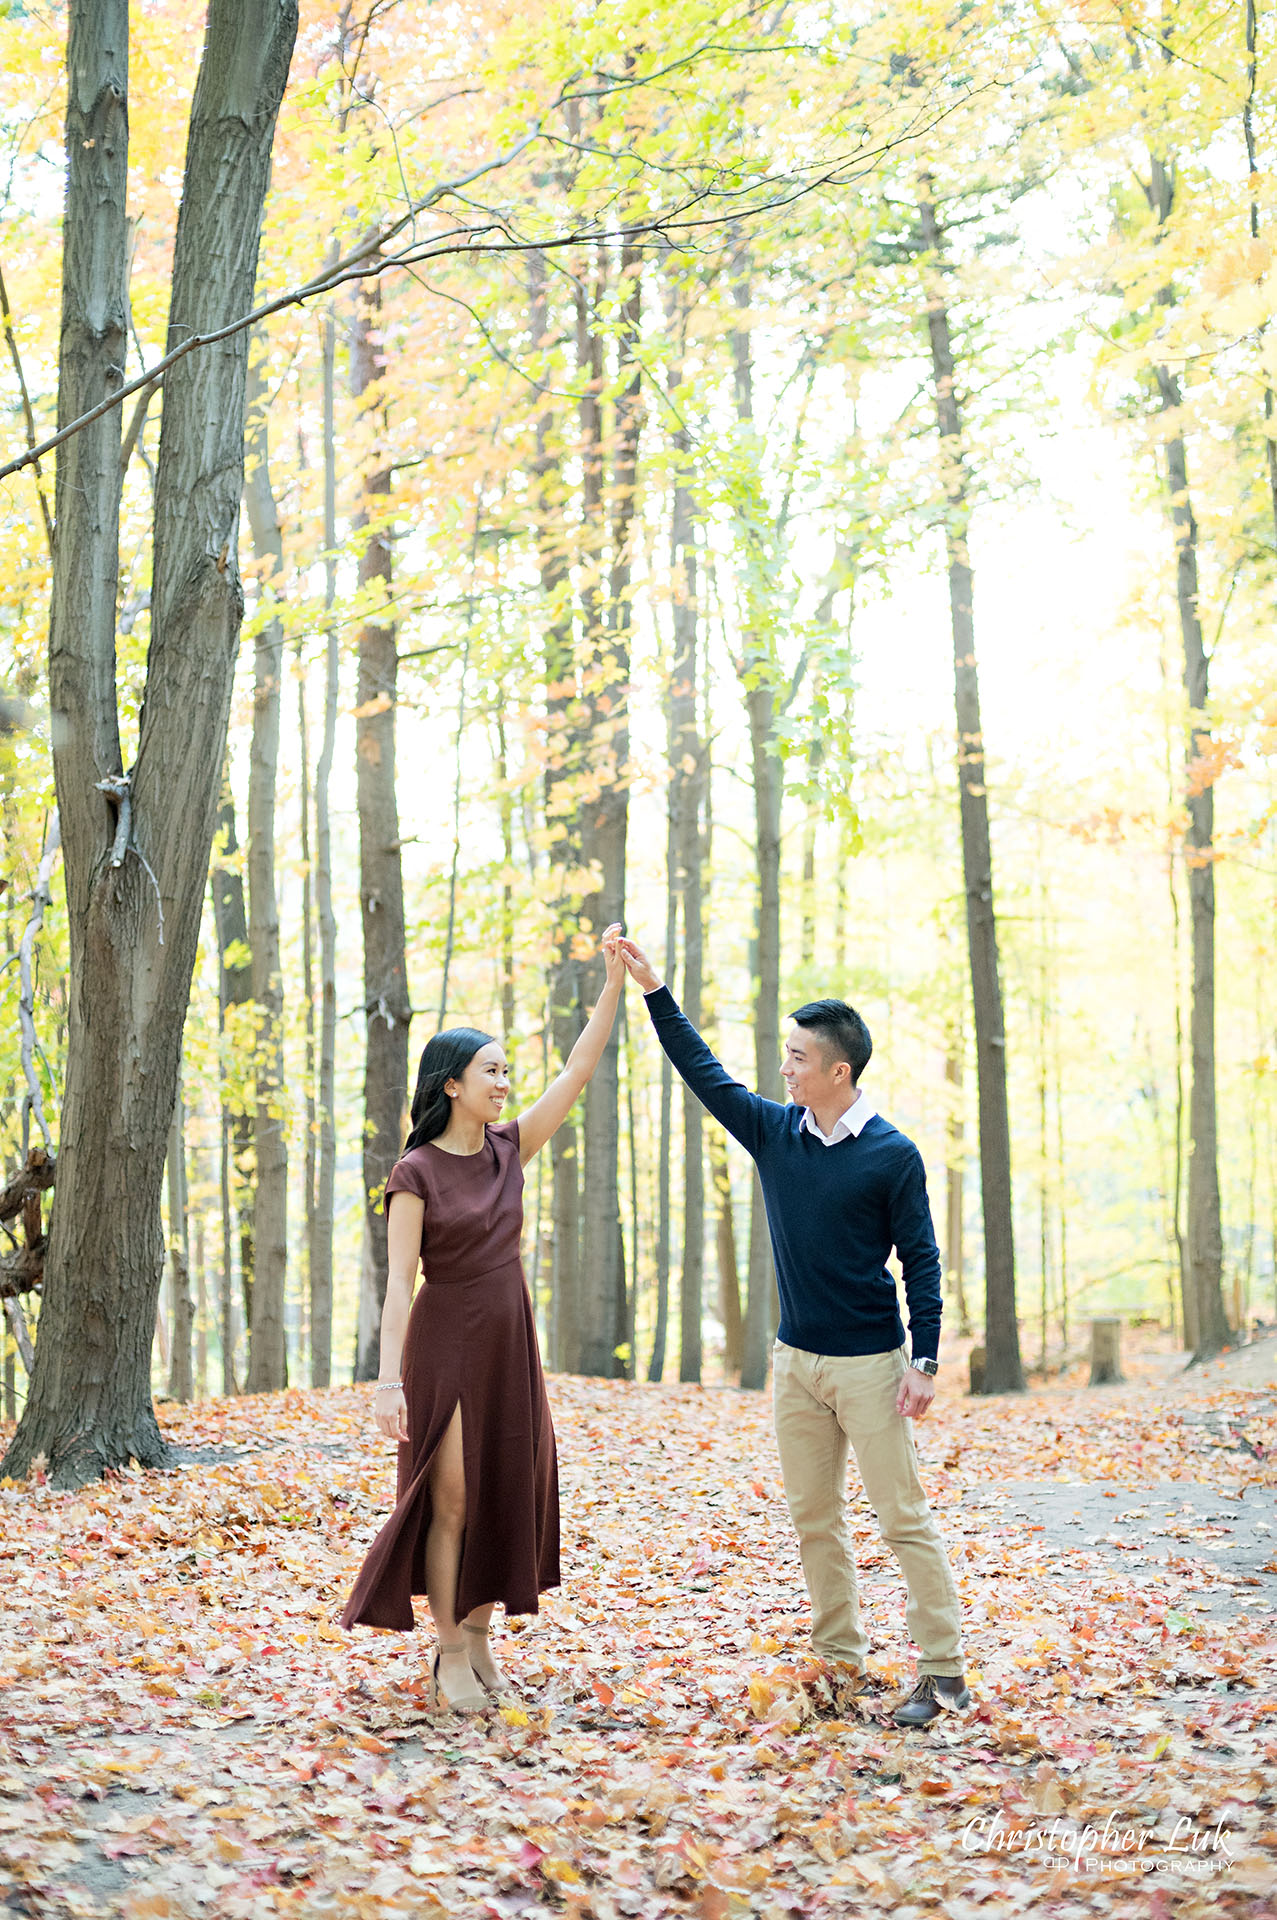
[789,999,872,1084]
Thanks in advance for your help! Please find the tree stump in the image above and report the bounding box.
[968,1345,986,1395]
[1089,1317,1124,1385]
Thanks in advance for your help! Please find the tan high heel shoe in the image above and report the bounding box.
[462,1620,513,1700]
[429,1639,488,1714]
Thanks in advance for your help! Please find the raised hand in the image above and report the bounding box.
[601,921,625,988]
[618,935,663,994]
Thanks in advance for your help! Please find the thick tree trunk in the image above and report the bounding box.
[350,283,411,1383]
[311,303,339,1389]
[242,344,289,1393]
[528,248,582,1372]
[4,0,297,1486]
[918,191,1024,1395]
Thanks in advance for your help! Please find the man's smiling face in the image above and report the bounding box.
[780,1024,853,1111]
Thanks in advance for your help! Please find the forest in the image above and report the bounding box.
[0,0,1274,1483]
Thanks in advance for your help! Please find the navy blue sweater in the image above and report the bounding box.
[644,987,942,1361]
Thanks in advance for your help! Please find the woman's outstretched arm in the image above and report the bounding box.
[516,922,624,1165]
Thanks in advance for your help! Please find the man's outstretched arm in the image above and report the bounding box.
[618,936,774,1157]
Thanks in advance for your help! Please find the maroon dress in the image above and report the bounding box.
[341,1120,559,1631]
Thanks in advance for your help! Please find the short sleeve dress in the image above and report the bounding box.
[340,1119,560,1631]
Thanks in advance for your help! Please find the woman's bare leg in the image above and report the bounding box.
[424,1406,481,1704]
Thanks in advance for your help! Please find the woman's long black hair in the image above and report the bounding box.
[403,1027,499,1151]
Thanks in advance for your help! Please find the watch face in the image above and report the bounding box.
[914,1358,938,1376]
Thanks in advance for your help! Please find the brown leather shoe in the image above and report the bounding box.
[893,1673,970,1727]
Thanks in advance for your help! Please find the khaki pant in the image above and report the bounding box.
[771,1340,963,1676]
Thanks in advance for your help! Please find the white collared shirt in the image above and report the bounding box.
[802,1089,878,1146]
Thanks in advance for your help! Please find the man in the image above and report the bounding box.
[618,936,967,1728]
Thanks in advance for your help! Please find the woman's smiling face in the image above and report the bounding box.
[447,1042,510,1123]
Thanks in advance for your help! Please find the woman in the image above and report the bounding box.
[340,923,624,1713]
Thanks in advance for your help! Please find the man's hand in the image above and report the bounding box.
[896,1366,936,1420]
[618,935,663,994]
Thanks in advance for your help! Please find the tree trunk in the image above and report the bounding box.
[4,0,297,1486]
[649,819,676,1383]
[711,1131,742,1377]
[574,240,639,1380]
[165,1075,192,1404]
[671,392,705,1386]
[918,190,1024,1395]
[350,281,411,1384]
[311,298,339,1389]
[1155,368,1229,1359]
[211,776,254,1338]
[1244,0,1277,549]
[297,643,315,1376]
[731,284,782,1394]
[495,706,517,1047]
[528,247,582,1372]
[219,1107,238,1395]
[1142,148,1229,1362]
[194,1208,208,1399]
[242,342,289,1393]
[944,1046,970,1337]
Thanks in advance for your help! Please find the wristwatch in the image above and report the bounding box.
[910,1356,939,1377]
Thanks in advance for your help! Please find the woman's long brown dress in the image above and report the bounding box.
[340,1120,559,1631]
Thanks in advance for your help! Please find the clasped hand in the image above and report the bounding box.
[617,934,662,993]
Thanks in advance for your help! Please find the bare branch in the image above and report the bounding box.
[0,70,995,487]
[0,259,54,552]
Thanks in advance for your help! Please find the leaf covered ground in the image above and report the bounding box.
[1,1359,1275,1919]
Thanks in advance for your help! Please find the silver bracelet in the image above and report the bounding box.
[374,1380,403,1393]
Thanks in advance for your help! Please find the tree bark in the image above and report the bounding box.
[574,238,639,1379]
[311,299,340,1390]
[528,246,582,1372]
[4,0,297,1487]
[1244,0,1277,549]
[670,383,705,1386]
[350,281,411,1384]
[210,777,254,1342]
[166,1075,193,1403]
[944,1046,970,1337]
[918,189,1024,1395]
[1155,368,1229,1358]
[711,1133,742,1376]
[731,280,782,1394]
[649,804,676,1382]
[1142,151,1229,1362]
[242,342,289,1393]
